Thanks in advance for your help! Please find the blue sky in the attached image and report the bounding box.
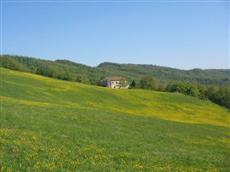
[1,0,229,69]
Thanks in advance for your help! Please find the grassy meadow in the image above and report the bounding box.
[0,67,230,171]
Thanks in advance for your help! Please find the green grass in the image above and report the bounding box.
[0,67,230,171]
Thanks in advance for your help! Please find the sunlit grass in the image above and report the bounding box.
[0,67,230,171]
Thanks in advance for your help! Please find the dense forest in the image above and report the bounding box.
[1,55,230,109]
[0,55,107,85]
[1,55,229,85]
[98,62,230,85]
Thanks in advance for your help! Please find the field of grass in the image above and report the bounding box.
[0,67,230,171]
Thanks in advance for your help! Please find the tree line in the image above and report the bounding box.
[129,76,230,109]
[1,55,229,109]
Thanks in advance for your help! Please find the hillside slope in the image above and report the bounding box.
[0,55,107,84]
[1,55,230,85]
[0,68,230,171]
[98,62,230,84]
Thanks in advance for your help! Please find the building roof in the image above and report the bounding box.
[104,76,126,81]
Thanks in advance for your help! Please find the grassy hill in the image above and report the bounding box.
[0,55,107,85]
[1,67,230,171]
[1,55,230,85]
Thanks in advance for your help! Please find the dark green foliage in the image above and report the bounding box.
[204,86,230,109]
[98,62,230,85]
[197,85,208,99]
[0,55,107,85]
[166,82,230,109]
[166,82,199,97]
[140,76,158,90]
[129,80,136,89]
[1,55,230,86]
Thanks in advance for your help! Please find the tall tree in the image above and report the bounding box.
[129,80,136,89]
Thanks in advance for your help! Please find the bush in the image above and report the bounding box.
[140,76,158,90]
[206,86,230,109]
[166,82,199,97]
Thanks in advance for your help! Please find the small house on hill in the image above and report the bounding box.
[102,76,129,89]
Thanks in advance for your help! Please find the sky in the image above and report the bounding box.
[1,0,229,69]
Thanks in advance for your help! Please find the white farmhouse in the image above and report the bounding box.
[102,76,129,89]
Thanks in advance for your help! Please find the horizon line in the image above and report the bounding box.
[1,53,229,71]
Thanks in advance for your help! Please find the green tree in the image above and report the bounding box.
[129,80,136,89]
[166,82,199,97]
[140,76,157,90]
[206,86,230,109]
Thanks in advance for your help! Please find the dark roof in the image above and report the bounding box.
[104,76,126,81]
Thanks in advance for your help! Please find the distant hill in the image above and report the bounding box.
[0,55,230,85]
[0,55,107,85]
[98,62,230,85]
